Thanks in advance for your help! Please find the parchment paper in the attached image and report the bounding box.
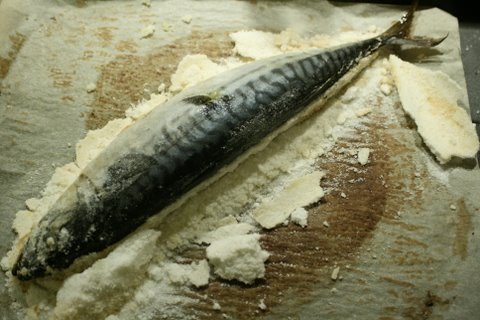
[1,1,478,319]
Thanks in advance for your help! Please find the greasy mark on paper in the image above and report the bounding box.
[453,198,472,260]
[86,31,234,130]
[0,32,26,80]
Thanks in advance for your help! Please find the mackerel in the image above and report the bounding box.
[12,3,443,280]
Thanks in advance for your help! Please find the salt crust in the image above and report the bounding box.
[389,55,479,164]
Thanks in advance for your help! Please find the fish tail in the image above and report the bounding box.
[381,0,446,47]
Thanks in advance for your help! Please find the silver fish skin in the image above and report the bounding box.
[12,5,443,280]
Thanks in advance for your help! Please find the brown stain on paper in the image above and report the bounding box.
[115,39,138,53]
[95,26,117,47]
[453,198,472,260]
[49,67,75,89]
[86,31,234,130]
[402,290,450,320]
[191,106,402,319]
[0,32,26,80]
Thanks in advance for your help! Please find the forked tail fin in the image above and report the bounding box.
[381,0,447,47]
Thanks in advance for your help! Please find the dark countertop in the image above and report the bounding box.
[459,22,480,163]
[459,24,480,118]
[460,23,480,118]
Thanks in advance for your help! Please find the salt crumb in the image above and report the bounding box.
[331,287,338,294]
[258,299,267,310]
[290,207,308,228]
[157,83,166,93]
[331,266,340,280]
[380,83,392,96]
[357,148,370,165]
[46,237,55,247]
[381,75,393,86]
[206,234,269,284]
[86,82,96,93]
[336,111,350,124]
[162,21,172,32]
[181,15,192,24]
[355,107,372,117]
[140,24,155,38]
[340,192,346,198]
[252,171,324,229]
[188,260,210,287]
[450,204,457,211]
[341,86,358,103]
[323,221,330,228]
[25,198,41,211]
[212,301,221,310]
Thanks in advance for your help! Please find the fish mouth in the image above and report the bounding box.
[12,251,48,281]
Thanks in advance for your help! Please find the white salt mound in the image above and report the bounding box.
[206,234,269,284]
[54,230,161,319]
[169,54,227,92]
[164,260,210,288]
[230,30,282,59]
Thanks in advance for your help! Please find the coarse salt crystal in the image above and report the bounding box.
[86,82,96,93]
[357,148,370,165]
[380,83,392,96]
[181,15,192,24]
[140,24,155,38]
[331,267,340,280]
